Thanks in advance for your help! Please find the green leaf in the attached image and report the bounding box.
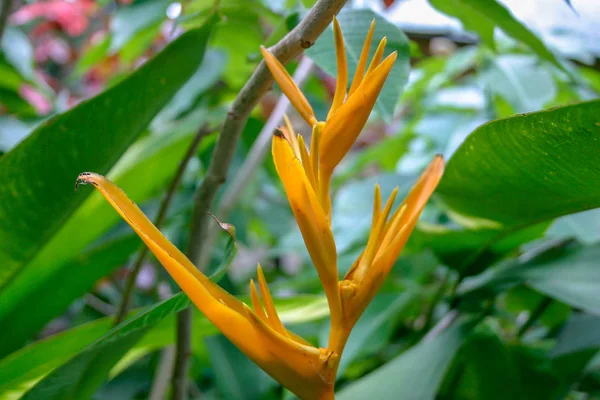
[336,292,416,376]
[306,9,410,123]
[552,314,600,358]
[21,293,191,400]
[437,100,600,230]
[206,335,273,400]
[210,19,262,89]
[72,35,111,77]
[508,345,562,400]
[459,244,600,314]
[428,0,565,71]
[0,128,201,358]
[0,317,114,400]
[1,28,35,83]
[415,222,547,275]
[337,317,474,400]
[0,235,140,360]
[0,295,327,399]
[0,115,36,152]
[478,54,556,113]
[152,49,226,128]
[443,330,524,399]
[0,24,212,291]
[109,0,170,52]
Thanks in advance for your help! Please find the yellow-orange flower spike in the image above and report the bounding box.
[341,156,445,328]
[75,173,336,400]
[318,51,396,181]
[261,20,397,219]
[271,132,343,331]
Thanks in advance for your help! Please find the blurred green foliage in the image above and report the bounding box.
[0,0,599,399]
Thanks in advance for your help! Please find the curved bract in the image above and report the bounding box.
[79,17,444,399]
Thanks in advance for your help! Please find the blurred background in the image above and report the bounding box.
[1,0,600,399]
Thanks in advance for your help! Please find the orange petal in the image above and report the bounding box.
[256,264,288,337]
[77,173,335,400]
[342,155,444,325]
[75,173,265,355]
[272,133,342,329]
[320,52,397,181]
[352,187,398,282]
[261,46,317,126]
[365,37,387,77]
[243,305,335,398]
[348,19,375,96]
[327,17,348,119]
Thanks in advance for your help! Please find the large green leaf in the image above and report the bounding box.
[337,318,474,400]
[428,0,564,71]
[0,24,213,290]
[0,235,139,359]
[335,292,416,376]
[0,129,199,357]
[0,295,328,400]
[437,100,600,229]
[478,55,556,114]
[21,293,190,400]
[443,330,524,399]
[552,314,600,358]
[459,244,600,314]
[415,222,547,275]
[306,9,410,123]
[206,335,273,400]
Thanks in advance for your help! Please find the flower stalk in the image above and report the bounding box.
[78,17,444,399]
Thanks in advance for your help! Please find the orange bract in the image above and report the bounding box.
[79,17,444,400]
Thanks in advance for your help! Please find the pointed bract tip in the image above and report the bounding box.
[429,154,446,173]
[273,128,286,139]
[75,172,99,191]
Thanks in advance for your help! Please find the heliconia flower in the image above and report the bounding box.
[75,173,338,400]
[261,17,397,218]
[78,16,444,399]
[271,131,444,352]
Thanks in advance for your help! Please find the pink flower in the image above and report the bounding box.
[11,0,96,37]
[19,84,52,115]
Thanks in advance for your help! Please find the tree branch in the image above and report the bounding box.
[171,1,347,398]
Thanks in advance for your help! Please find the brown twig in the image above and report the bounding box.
[171,1,348,399]
[113,125,213,326]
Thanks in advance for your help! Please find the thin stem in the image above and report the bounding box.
[149,346,176,400]
[516,296,552,339]
[171,2,347,398]
[172,307,193,400]
[113,125,213,326]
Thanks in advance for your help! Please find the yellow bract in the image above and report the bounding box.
[75,173,336,400]
[262,17,398,219]
[79,16,444,400]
